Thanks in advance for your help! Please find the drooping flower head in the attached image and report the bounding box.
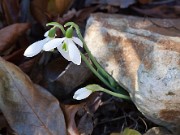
[43,26,83,65]
[73,87,93,100]
[24,22,83,65]
[73,84,99,100]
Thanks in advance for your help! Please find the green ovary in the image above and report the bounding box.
[62,43,68,51]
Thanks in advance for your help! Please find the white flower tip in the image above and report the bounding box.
[73,59,81,65]
[73,88,92,100]
[73,94,83,100]
[24,48,36,57]
[44,31,49,37]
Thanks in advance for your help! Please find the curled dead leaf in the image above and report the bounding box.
[62,93,102,135]
[0,23,30,53]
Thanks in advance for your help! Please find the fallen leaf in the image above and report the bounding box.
[3,48,25,64]
[62,93,102,135]
[138,0,152,4]
[0,57,66,135]
[45,58,92,99]
[63,104,81,135]
[0,0,19,24]
[132,5,180,18]
[75,5,100,23]
[30,0,48,25]
[0,112,8,130]
[47,0,74,16]
[57,9,77,24]
[18,57,37,73]
[0,23,30,53]
[86,0,136,8]
[77,113,94,135]
[30,0,74,25]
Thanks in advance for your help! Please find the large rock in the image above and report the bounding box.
[143,127,172,135]
[84,13,180,130]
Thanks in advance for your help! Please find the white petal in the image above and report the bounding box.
[57,43,71,61]
[43,38,65,51]
[24,38,48,57]
[74,88,88,94]
[73,88,92,100]
[72,37,83,47]
[44,31,49,37]
[67,39,81,65]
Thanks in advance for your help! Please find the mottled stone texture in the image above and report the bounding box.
[143,127,172,135]
[84,13,180,130]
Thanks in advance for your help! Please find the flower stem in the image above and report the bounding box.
[46,22,65,35]
[81,53,115,91]
[86,84,130,100]
[100,87,130,100]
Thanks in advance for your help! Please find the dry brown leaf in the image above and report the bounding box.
[63,104,82,135]
[0,112,8,130]
[0,23,30,53]
[86,0,136,8]
[132,5,180,18]
[77,111,94,135]
[62,93,102,135]
[0,57,66,135]
[45,58,92,99]
[30,0,48,25]
[47,0,74,16]
[75,5,100,23]
[18,57,37,73]
[0,0,19,24]
[3,48,25,64]
[30,0,74,25]
[138,0,152,4]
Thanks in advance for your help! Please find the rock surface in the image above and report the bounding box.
[143,127,172,135]
[84,13,180,130]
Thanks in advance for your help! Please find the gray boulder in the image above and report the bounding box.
[84,13,180,130]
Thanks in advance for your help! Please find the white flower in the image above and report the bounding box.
[43,37,83,65]
[24,31,52,57]
[73,87,93,100]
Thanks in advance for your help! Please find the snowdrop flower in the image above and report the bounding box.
[73,87,93,100]
[73,84,130,100]
[24,31,54,57]
[43,27,83,65]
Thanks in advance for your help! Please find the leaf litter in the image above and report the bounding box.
[0,0,179,135]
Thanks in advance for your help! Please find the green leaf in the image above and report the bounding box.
[122,128,141,135]
[108,76,117,88]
